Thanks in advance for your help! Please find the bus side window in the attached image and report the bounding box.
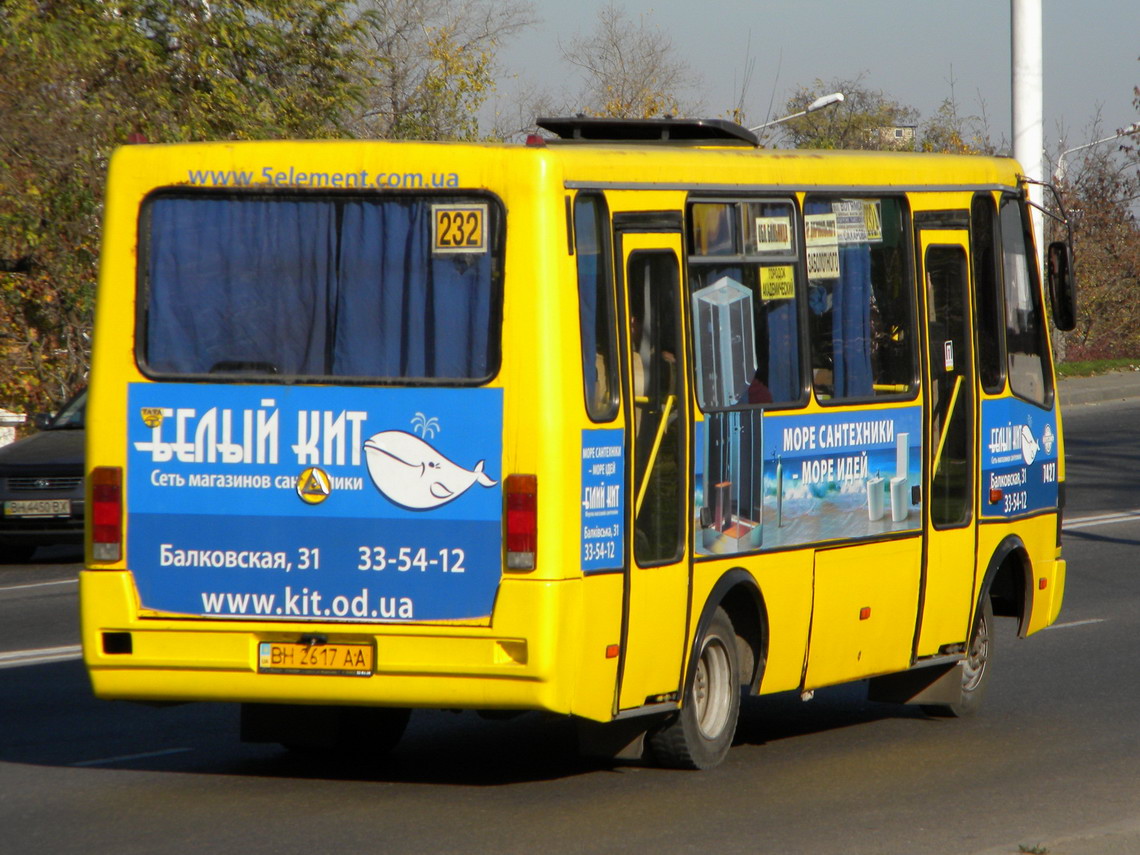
[575,194,619,420]
[971,194,1005,393]
[687,199,803,409]
[805,196,916,401]
[999,196,1052,406]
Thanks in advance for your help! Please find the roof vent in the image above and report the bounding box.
[534,116,758,147]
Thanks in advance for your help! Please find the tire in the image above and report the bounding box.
[924,596,993,718]
[272,705,410,760]
[649,607,740,769]
[1,543,37,563]
[338,706,411,759]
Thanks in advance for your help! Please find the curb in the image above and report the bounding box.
[1058,370,1140,407]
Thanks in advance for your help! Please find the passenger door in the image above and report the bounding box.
[613,221,691,712]
[915,226,977,655]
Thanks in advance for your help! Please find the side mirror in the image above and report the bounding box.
[1046,240,1077,332]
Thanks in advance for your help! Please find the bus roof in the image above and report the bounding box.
[107,125,1029,198]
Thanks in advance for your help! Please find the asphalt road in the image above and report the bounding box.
[1,397,1138,855]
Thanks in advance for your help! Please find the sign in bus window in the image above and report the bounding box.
[432,203,487,253]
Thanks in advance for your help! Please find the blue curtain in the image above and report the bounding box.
[146,196,496,380]
[832,243,873,397]
[333,200,494,379]
[765,297,798,403]
[753,202,799,404]
[574,199,601,406]
[147,197,337,376]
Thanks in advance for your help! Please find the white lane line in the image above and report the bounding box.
[0,644,83,668]
[1065,509,1140,530]
[72,748,193,768]
[0,578,79,593]
[1041,618,1107,632]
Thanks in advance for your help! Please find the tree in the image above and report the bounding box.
[351,0,536,141]
[772,75,918,150]
[1054,116,1140,361]
[920,96,1002,155]
[561,3,699,119]
[0,0,367,415]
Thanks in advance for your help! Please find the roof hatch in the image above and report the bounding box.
[535,116,758,147]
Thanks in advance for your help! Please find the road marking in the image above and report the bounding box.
[0,644,82,669]
[72,748,193,768]
[1041,618,1106,632]
[1064,509,1140,530]
[0,578,78,593]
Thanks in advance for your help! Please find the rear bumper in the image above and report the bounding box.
[81,570,576,714]
[0,510,84,545]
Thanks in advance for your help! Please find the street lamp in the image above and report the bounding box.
[749,92,844,133]
[1054,121,1140,181]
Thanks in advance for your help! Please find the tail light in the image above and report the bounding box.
[91,466,123,562]
[505,474,537,570]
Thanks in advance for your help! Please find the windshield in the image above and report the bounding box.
[140,192,503,383]
[50,389,86,429]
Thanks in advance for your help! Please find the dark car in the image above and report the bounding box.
[0,389,85,563]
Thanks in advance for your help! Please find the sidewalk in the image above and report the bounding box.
[1057,368,1140,406]
[969,816,1140,855]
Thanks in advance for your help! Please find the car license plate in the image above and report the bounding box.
[4,499,71,518]
[258,641,374,676]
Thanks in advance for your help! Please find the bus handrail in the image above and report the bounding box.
[635,394,676,516]
[932,374,963,477]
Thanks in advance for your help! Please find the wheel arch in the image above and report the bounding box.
[980,534,1035,638]
[689,568,768,694]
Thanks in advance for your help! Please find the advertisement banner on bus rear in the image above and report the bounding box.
[125,383,503,622]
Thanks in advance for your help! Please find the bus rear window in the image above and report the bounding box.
[140,193,502,382]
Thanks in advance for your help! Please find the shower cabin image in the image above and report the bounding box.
[692,276,764,554]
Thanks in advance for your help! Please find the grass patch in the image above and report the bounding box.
[1056,358,1140,378]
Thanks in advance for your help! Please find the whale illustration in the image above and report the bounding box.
[1019,425,1040,466]
[363,430,498,510]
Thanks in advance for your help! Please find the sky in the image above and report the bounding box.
[489,0,1139,167]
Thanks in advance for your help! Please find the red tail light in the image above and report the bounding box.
[505,474,537,570]
[91,466,122,562]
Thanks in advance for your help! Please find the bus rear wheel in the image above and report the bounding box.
[649,607,740,769]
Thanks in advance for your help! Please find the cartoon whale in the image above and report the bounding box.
[1020,425,1040,466]
[363,430,497,510]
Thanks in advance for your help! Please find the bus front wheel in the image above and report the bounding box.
[649,607,740,769]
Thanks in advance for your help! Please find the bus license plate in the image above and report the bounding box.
[258,641,374,676]
[4,499,71,518]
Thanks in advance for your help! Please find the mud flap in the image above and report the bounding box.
[576,717,650,762]
[866,660,965,706]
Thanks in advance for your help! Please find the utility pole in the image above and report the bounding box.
[1011,0,1044,269]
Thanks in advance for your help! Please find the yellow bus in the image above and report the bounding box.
[82,117,1077,769]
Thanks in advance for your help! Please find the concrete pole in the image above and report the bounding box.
[1011,0,1045,266]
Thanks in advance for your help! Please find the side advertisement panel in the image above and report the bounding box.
[980,397,1059,518]
[126,383,503,622]
[580,428,625,574]
[695,405,923,554]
